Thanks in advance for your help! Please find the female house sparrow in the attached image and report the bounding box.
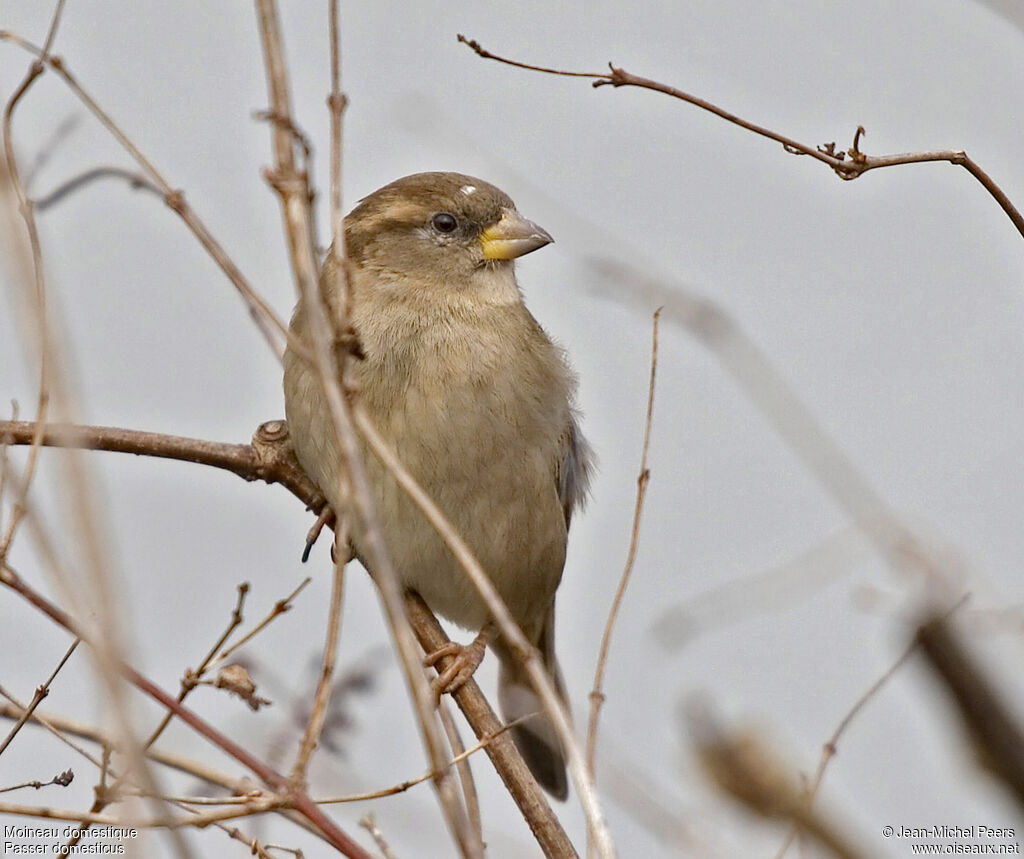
[283,172,592,799]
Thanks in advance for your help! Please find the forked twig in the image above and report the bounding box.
[0,638,79,758]
[0,29,290,357]
[0,562,372,858]
[457,35,1024,239]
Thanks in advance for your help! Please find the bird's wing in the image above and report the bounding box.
[555,412,595,529]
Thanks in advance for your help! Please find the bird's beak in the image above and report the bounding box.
[480,208,553,260]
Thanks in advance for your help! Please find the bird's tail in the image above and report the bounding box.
[496,610,570,800]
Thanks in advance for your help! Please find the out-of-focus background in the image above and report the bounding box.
[3,2,1024,856]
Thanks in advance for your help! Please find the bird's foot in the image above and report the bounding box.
[301,506,336,563]
[424,626,491,701]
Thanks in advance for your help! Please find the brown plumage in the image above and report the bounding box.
[283,172,593,798]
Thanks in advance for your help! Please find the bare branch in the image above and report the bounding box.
[457,35,1024,239]
[586,309,660,778]
[0,562,372,858]
[405,594,579,858]
[0,30,290,357]
[917,612,1024,809]
[0,638,79,758]
[690,705,873,859]
[34,166,163,210]
[0,413,580,854]
[290,563,345,780]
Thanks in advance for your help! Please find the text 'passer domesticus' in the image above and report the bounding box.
[283,172,593,798]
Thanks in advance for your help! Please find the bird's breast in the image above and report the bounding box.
[348,301,572,632]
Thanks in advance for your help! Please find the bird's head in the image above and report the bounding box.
[344,172,552,287]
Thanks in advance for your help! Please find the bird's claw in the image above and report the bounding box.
[424,628,490,701]
[302,506,336,563]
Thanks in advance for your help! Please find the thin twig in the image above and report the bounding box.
[586,310,660,722]
[0,796,283,829]
[435,699,484,856]
[317,715,521,804]
[773,593,971,858]
[0,562,372,858]
[290,562,345,781]
[773,644,918,859]
[0,637,79,758]
[140,584,251,753]
[457,35,1024,239]
[215,577,312,665]
[0,694,106,773]
[0,770,73,795]
[585,309,660,831]
[34,165,164,210]
[0,30,290,357]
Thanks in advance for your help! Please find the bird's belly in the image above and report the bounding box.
[359,382,567,636]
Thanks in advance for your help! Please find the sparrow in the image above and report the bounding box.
[282,171,593,799]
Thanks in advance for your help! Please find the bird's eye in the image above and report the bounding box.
[431,212,458,233]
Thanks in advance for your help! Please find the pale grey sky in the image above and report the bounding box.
[3,2,1024,857]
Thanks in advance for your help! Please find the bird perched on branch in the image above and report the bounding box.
[283,171,593,799]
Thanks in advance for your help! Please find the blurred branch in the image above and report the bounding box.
[33,166,163,210]
[254,0,320,308]
[689,705,874,859]
[3,11,193,855]
[360,814,397,859]
[589,259,956,592]
[655,527,868,650]
[0,17,57,561]
[917,613,1024,809]
[457,35,1024,240]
